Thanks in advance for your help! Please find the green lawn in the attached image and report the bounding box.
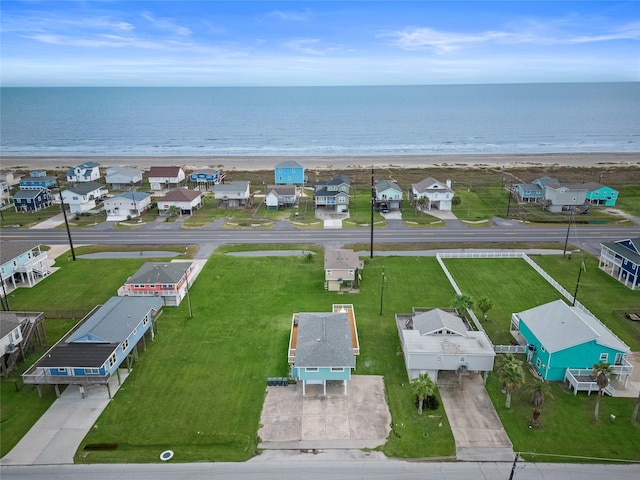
[4,247,640,463]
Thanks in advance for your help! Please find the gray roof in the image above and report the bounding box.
[213,181,250,193]
[12,189,49,200]
[412,177,453,193]
[517,300,630,354]
[275,160,303,169]
[266,185,296,196]
[412,309,467,336]
[67,181,104,195]
[38,343,118,368]
[316,174,350,188]
[106,166,143,177]
[294,312,355,368]
[324,249,361,270]
[66,296,163,344]
[601,237,640,265]
[376,179,402,195]
[0,315,23,338]
[104,191,151,203]
[126,262,192,285]
[0,242,42,265]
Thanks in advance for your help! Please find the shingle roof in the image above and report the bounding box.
[106,166,143,177]
[517,299,630,353]
[275,160,303,169]
[412,309,467,336]
[0,242,42,265]
[104,192,151,203]
[213,181,250,193]
[38,343,118,368]
[601,237,640,265]
[148,166,183,177]
[324,249,361,270]
[12,189,49,200]
[266,185,296,196]
[376,179,402,195]
[161,188,202,201]
[66,297,163,344]
[294,312,355,368]
[67,181,104,195]
[0,315,24,338]
[412,177,452,193]
[126,262,192,285]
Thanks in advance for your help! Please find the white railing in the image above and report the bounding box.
[494,345,527,354]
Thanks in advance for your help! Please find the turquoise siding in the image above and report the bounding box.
[293,366,351,382]
[586,186,618,206]
[519,319,626,381]
[275,167,304,185]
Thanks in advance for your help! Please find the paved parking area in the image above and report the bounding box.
[258,375,391,450]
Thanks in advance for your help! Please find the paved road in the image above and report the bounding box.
[1,458,639,480]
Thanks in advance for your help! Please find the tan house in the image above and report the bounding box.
[158,188,203,215]
[324,249,363,291]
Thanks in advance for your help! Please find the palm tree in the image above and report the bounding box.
[451,294,474,314]
[592,361,614,422]
[476,296,494,320]
[498,358,525,409]
[304,251,314,263]
[411,373,436,416]
[523,379,554,406]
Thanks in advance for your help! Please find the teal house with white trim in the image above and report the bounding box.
[288,304,359,395]
[511,300,631,382]
[584,182,618,206]
[274,160,305,185]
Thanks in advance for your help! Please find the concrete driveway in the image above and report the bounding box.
[258,375,391,450]
[437,372,514,462]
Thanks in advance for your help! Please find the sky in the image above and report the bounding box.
[1,1,639,86]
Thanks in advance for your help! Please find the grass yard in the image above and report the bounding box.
[0,204,60,229]
[0,318,80,458]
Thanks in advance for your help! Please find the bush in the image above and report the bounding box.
[415,394,440,411]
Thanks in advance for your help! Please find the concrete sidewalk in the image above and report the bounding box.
[1,371,128,466]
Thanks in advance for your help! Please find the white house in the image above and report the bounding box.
[396,308,495,384]
[0,242,51,291]
[265,185,297,210]
[103,192,152,220]
[213,181,252,208]
[158,188,203,215]
[105,167,144,189]
[66,162,101,183]
[61,182,108,213]
[1,180,11,207]
[147,166,186,191]
[324,249,363,291]
[411,177,454,211]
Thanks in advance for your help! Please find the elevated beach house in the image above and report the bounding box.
[313,174,350,213]
[324,249,363,291]
[189,169,226,190]
[147,166,186,191]
[411,177,454,211]
[513,176,588,212]
[584,182,618,206]
[19,171,56,190]
[265,185,297,210]
[0,180,10,208]
[158,188,203,215]
[1,242,51,292]
[374,179,403,211]
[12,188,52,213]
[511,300,632,391]
[0,311,45,376]
[22,296,163,398]
[288,304,360,395]
[599,237,640,290]
[67,162,101,183]
[212,181,252,208]
[105,166,143,189]
[274,160,305,186]
[396,308,495,384]
[103,191,152,220]
[61,181,108,213]
[118,261,197,307]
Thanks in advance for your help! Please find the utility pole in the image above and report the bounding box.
[379,268,386,316]
[573,261,585,306]
[506,181,513,217]
[563,207,574,259]
[370,168,374,259]
[508,453,519,480]
[56,176,76,261]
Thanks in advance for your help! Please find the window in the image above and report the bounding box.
[536,358,541,368]
[305,367,319,372]
[459,356,466,363]
[143,316,149,326]
[436,355,442,363]
[108,353,117,367]
[57,368,66,373]
[121,339,129,351]
[599,353,609,362]
[541,345,546,352]
[85,368,99,375]
[331,367,344,372]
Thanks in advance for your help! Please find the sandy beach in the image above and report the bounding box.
[1,152,638,172]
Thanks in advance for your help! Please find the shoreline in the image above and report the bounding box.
[1,152,638,172]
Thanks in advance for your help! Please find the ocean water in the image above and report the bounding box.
[1,83,638,157]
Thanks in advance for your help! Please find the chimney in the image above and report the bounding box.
[446,179,451,188]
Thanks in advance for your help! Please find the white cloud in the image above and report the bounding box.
[284,38,339,55]
[266,9,312,22]
[140,12,192,36]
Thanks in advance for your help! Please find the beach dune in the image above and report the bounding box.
[1,153,638,172]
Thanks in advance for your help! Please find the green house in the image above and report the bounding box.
[511,300,631,382]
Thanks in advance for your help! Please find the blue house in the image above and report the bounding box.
[189,169,226,190]
[22,296,163,398]
[274,160,305,185]
[511,300,632,384]
[0,242,50,291]
[599,237,640,290]
[513,182,544,203]
[584,182,618,206]
[288,304,359,395]
[19,171,57,190]
[12,188,52,213]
